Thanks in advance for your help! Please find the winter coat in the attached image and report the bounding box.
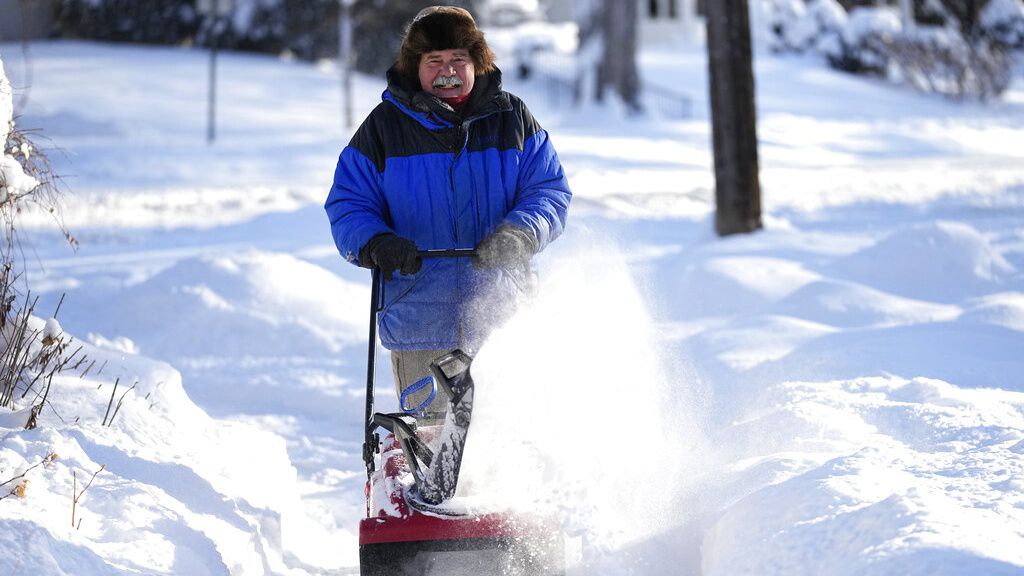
[325,67,571,351]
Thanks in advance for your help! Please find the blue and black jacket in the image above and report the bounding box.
[325,67,571,351]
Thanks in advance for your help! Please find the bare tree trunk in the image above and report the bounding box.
[601,0,642,112]
[706,0,762,236]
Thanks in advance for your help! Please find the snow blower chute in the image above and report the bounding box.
[358,249,565,576]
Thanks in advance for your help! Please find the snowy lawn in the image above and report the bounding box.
[1,38,1023,574]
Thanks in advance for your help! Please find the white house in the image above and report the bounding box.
[542,0,707,44]
[640,0,706,44]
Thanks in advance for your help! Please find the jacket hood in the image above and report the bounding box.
[383,65,510,128]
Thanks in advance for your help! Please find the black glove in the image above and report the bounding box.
[360,233,422,280]
[474,225,537,269]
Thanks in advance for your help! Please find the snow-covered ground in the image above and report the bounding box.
[1,35,1023,575]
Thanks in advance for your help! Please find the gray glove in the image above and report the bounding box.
[360,233,422,280]
[473,225,537,269]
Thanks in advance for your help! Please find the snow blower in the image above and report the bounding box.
[358,249,566,576]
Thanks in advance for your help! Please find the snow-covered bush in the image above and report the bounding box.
[981,0,1024,47]
[882,26,1013,100]
[750,0,846,54]
[816,2,1014,101]
[762,0,809,52]
[795,0,848,54]
[825,6,902,74]
[918,0,1023,48]
[916,0,954,26]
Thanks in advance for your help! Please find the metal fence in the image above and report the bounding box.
[533,69,580,109]
[642,82,694,119]
[529,60,693,120]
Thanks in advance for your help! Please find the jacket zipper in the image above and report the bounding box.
[450,126,464,344]
[450,127,461,244]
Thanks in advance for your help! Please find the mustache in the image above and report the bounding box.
[432,75,464,88]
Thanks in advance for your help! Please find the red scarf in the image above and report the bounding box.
[441,94,470,110]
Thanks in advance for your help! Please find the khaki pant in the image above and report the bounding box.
[391,349,454,424]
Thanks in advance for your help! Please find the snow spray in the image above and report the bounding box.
[460,226,709,574]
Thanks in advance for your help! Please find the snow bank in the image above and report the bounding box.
[961,292,1024,331]
[770,279,962,329]
[832,221,1016,303]
[681,220,1024,392]
[0,333,352,574]
[72,250,367,359]
[668,255,822,319]
[703,376,1024,575]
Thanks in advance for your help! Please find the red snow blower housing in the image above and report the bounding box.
[358,250,565,575]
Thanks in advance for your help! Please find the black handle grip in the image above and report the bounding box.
[417,248,477,258]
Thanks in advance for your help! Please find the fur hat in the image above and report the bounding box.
[396,6,496,78]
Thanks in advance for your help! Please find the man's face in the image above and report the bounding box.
[418,49,475,99]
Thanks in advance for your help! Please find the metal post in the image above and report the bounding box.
[207,15,219,144]
[200,0,232,144]
[338,0,355,129]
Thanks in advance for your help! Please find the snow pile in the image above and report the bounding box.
[770,279,960,329]
[0,337,350,574]
[831,221,1016,303]
[70,250,367,359]
[677,216,1024,573]
[703,376,1024,575]
[961,292,1024,331]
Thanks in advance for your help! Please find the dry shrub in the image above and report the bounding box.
[2,123,81,428]
[882,29,1013,100]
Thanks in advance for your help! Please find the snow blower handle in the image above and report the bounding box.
[417,248,478,259]
[362,248,477,481]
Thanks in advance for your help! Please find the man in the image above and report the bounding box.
[325,6,571,423]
